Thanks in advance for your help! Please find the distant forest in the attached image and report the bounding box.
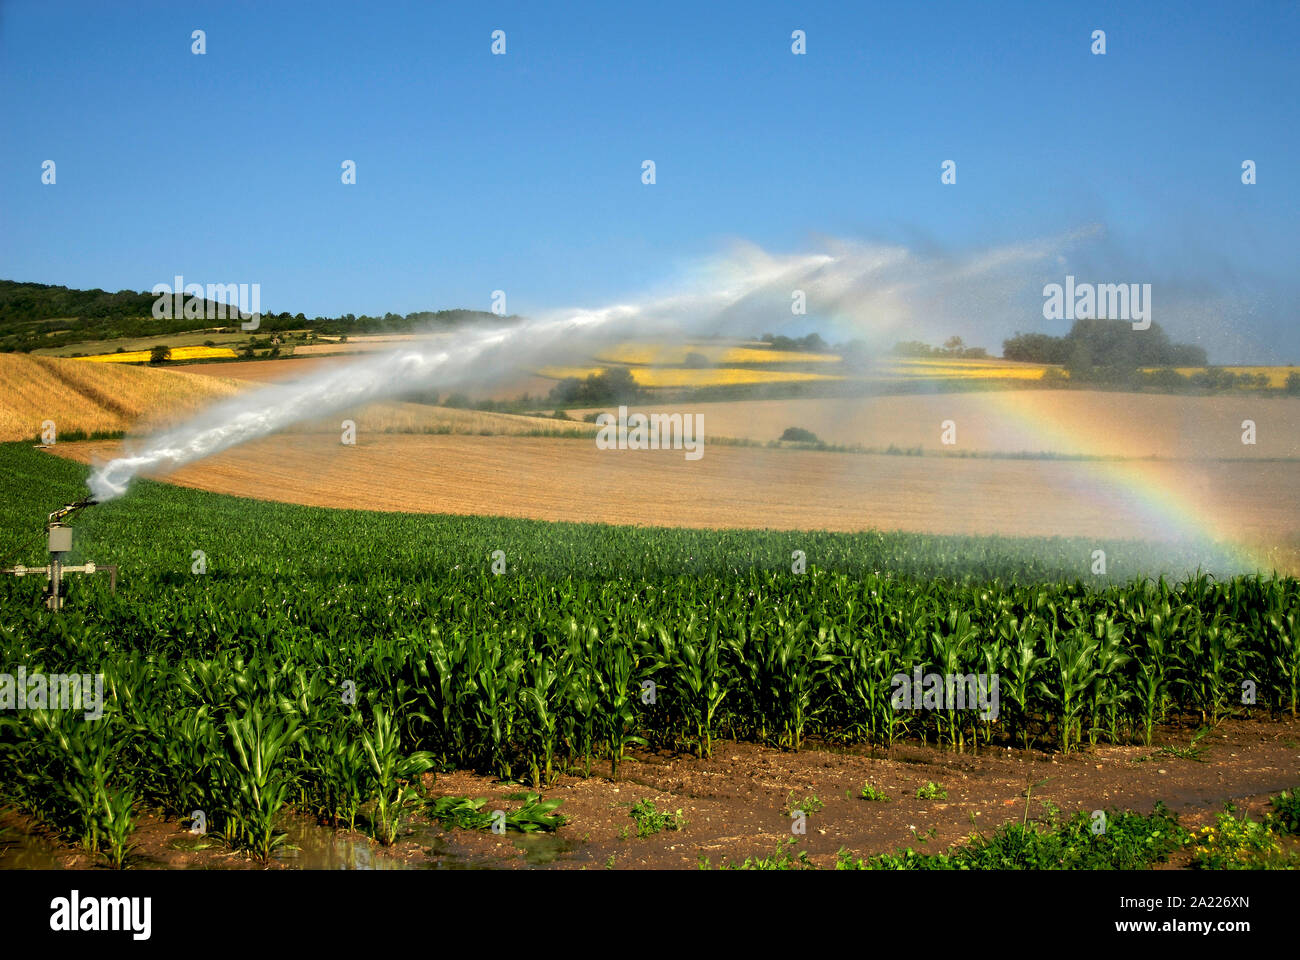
[1003,318,1207,371]
[0,280,505,352]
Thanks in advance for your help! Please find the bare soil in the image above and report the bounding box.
[5,716,1297,870]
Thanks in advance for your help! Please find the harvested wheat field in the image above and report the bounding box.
[573,390,1300,460]
[175,356,558,399]
[50,434,1300,570]
[170,356,353,382]
[284,400,598,436]
[0,354,243,442]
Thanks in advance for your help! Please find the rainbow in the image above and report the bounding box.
[977,390,1283,576]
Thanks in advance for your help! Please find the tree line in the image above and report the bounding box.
[0,280,503,353]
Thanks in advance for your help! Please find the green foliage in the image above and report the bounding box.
[360,705,434,845]
[701,836,815,870]
[629,799,686,837]
[783,791,824,815]
[547,367,640,406]
[1190,805,1297,870]
[425,793,566,833]
[1004,318,1206,370]
[0,279,503,353]
[842,804,1188,870]
[1270,788,1300,834]
[916,782,947,800]
[858,782,891,802]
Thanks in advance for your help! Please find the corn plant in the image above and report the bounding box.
[360,705,434,845]
[223,706,301,859]
[1049,630,1101,753]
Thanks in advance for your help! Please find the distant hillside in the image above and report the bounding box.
[0,280,505,353]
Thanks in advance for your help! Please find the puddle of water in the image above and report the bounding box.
[273,817,483,870]
[512,831,580,865]
[0,826,73,870]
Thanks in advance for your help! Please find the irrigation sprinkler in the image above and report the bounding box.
[1,497,115,611]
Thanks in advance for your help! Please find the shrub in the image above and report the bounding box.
[629,799,686,837]
[916,782,947,800]
[780,426,819,443]
[859,782,891,802]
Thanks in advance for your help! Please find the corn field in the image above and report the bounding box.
[1,443,1296,862]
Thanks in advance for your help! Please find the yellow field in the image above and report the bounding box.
[81,345,239,363]
[538,366,843,387]
[595,343,841,365]
[1146,366,1300,388]
[881,358,1057,380]
[0,354,243,441]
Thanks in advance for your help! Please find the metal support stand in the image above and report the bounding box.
[1,499,113,611]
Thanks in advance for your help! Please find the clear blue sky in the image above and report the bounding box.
[2,0,1297,361]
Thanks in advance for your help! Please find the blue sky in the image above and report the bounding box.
[2,0,1297,361]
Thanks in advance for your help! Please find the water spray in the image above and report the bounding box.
[84,235,1070,502]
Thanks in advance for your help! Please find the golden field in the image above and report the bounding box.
[0,353,590,443]
[0,354,243,441]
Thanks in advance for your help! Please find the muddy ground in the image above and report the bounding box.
[4,715,1298,870]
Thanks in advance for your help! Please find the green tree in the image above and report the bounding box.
[149,344,171,364]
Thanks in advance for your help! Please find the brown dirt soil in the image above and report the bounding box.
[5,716,1296,870]
[50,435,1300,571]
[571,391,1300,460]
